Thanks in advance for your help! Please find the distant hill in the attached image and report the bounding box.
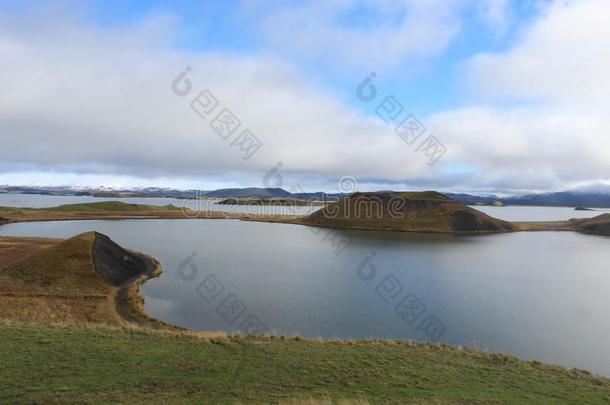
[443,193,502,206]
[503,192,610,208]
[204,187,293,198]
[203,187,344,200]
[302,192,514,233]
[3,184,610,208]
[444,191,610,208]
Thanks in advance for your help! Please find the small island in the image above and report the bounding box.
[300,191,515,233]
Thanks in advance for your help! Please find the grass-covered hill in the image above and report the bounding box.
[0,232,158,326]
[0,201,188,223]
[43,201,181,212]
[571,214,610,236]
[302,191,515,233]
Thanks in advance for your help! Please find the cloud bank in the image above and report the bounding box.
[0,0,609,193]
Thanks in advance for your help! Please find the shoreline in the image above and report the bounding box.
[0,208,587,233]
[2,235,610,401]
[1,197,608,236]
[107,247,225,337]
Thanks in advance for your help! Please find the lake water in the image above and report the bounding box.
[0,193,319,215]
[1,212,609,376]
[473,205,610,222]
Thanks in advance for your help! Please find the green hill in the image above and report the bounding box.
[0,232,158,326]
[572,214,610,236]
[44,201,181,212]
[302,192,514,233]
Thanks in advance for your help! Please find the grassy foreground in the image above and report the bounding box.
[2,232,610,403]
[2,322,610,404]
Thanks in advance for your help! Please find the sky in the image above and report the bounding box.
[0,0,609,194]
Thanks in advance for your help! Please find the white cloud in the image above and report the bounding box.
[468,0,610,104]
[423,0,610,192]
[428,105,610,191]
[0,7,440,189]
[2,1,610,193]
[241,0,465,72]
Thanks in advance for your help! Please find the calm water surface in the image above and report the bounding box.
[473,205,610,221]
[1,212,609,376]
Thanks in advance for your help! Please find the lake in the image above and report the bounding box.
[474,205,610,222]
[1,211,609,376]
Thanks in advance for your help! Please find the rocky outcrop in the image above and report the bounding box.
[91,232,158,286]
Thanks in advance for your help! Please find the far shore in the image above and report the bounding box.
[0,202,606,236]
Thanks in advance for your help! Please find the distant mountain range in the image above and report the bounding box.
[0,186,198,199]
[445,192,610,208]
[2,185,610,208]
[204,187,345,200]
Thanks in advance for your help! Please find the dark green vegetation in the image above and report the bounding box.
[302,192,515,233]
[1,323,610,404]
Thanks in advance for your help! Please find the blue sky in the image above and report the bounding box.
[83,0,533,112]
[1,0,609,193]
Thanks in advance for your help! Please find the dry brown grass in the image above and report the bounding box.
[301,192,514,234]
[0,233,125,326]
[0,295,119,325]
[0,236,60,269]
[0,234,227,337]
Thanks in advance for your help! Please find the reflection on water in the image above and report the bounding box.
[1,216,609,376]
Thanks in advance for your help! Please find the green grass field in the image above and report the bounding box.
[1,322,609,404]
